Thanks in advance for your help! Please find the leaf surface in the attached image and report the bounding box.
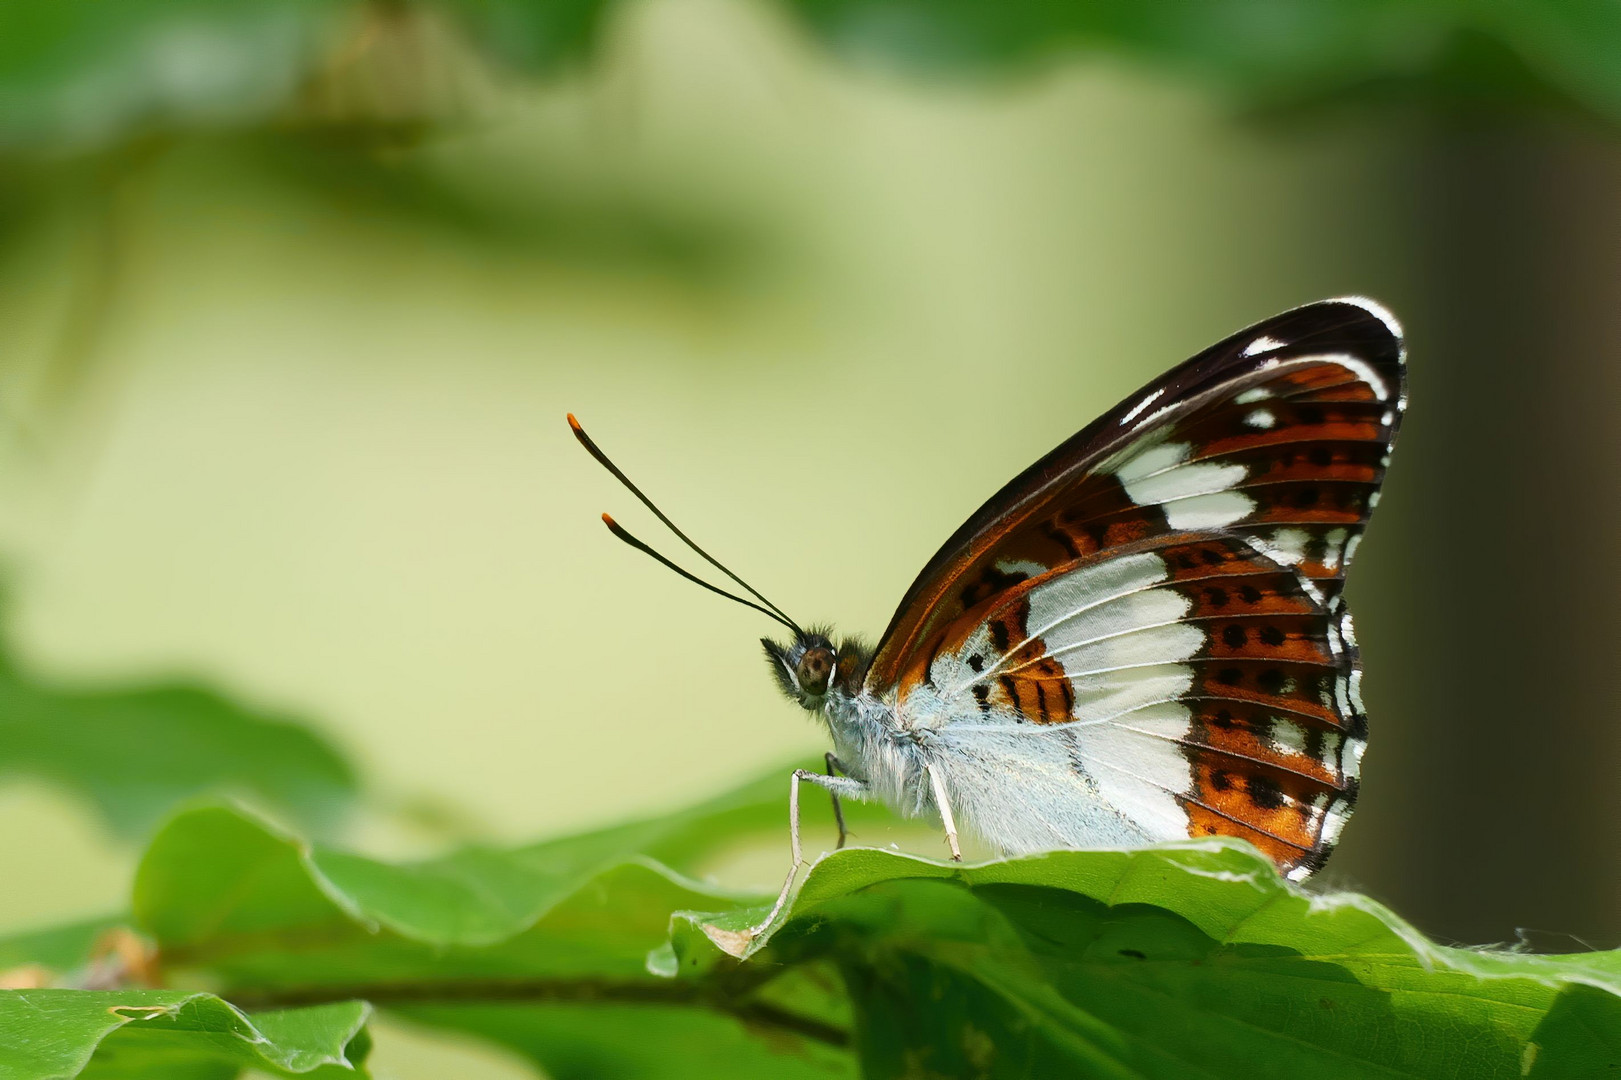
[8,771,1618,1079]
[0,991,368,1080]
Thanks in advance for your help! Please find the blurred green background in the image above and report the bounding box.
[1,2,1618,1072]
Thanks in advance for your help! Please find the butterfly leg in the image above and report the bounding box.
[926,763,962,862]
[745,768,869,943]
[825,752,850,849]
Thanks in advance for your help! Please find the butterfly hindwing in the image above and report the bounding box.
[905,533,1358,876]
[867,298,1402,878]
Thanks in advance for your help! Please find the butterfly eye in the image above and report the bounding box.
[796,647,834,696]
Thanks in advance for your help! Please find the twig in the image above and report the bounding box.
[221,975,850,1048]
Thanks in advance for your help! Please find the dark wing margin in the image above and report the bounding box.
[865,297,1405,695]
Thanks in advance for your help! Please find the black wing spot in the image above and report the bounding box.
[1259,625,1286,647]
[1222,625,1247,648]
[968,654,984,672]
[971,684,991,715]
[1218,667,1243,686]
[1248,775,1286,811]
[1294,487,1320,509]
[1240,585,1263,605]
[1205,587,1229,609]
[1201,547,1226,566]
[1309,447,1333,467]
[1210,770,1233,792]
[1257,668,1288,694]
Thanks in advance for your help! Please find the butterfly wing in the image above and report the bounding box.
[867,298,1404,878]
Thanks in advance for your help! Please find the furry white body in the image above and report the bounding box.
[818,681,1157,857]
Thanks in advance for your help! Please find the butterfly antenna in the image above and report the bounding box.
[599,514,798,632]
[568,414,804,635]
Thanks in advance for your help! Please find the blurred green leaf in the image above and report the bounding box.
[3,0,1621,151]
[7,769,1618,1078]
[0,991,369,1080]
[434,0,613,74]
[0,0,350,149]
[0,0,617,151]
[0,918,120,975]
[0,643,359,840]
[779,0,1621,122]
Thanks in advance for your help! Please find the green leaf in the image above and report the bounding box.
[0,991,369,1080]
[677,843,1621,1078]
[128,797,854,1078]
[129,759,862,952]
[0,647,359,840]
[23,771,1621,1079]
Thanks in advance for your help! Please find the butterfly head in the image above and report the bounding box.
[566,415,872,712]
[763,630,867,710]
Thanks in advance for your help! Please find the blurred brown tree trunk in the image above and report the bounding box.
[1345,120,1621,947]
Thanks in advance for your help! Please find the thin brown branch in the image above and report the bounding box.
[222,975,850,1049]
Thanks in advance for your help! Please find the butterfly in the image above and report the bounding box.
[571,296,1404,938]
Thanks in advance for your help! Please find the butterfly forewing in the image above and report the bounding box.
[868,298,1402,878]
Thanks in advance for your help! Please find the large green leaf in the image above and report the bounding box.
[0,991,369,1080]
[122,797,856,1079]
[680,844,1621,1078]
[0,652,359,840]
[7,772,1618,1078]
